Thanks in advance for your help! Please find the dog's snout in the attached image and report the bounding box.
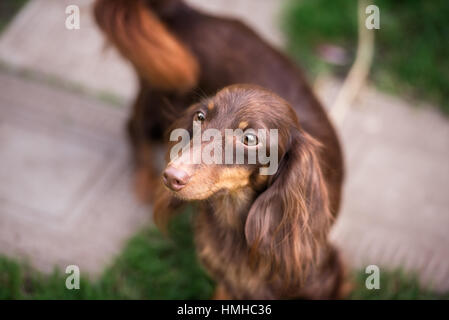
[163,166,190,191]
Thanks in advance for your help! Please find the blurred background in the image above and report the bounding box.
[0,0,448,299]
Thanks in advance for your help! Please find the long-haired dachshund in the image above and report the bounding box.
[94,0,345,298]
[156,85,345,299]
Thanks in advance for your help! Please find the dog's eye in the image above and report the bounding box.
[242,132,258,146]
[194,111,206,122]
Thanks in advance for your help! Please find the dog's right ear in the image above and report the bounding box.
[245,129,332,289]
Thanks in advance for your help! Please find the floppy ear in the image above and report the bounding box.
[245,129,332,287]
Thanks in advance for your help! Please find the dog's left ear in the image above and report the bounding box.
[245,128,332,286]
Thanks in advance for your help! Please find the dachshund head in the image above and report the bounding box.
[156,85,332,288]
[162,84,296,200]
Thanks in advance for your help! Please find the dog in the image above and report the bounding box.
[93,0,343,211]
[156,84,345,299]
[94,0,345,298]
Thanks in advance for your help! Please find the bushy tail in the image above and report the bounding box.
[94,0,199,92]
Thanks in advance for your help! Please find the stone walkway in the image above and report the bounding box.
[0,0,448,291]
[317,79,449,292]
[0,71,149,276]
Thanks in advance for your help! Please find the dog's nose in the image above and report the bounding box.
[163,166,190,191]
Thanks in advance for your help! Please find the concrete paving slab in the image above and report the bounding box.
[316,79,449,292]
[0,0,284,102]
[0,0,137,102]
[0,72,150,276]
[186,0,286,47]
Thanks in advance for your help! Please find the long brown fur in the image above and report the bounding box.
[94,0,199,91]
[245,130,333,292]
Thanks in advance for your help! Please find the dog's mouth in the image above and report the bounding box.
[168,185,220,201]
[162,164,217,200]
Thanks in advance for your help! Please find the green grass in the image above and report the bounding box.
[0,210,214,300]
[282,0,449,113]
[349,270,449,300]
[0,209,447,300]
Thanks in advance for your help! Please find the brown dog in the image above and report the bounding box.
[156,85,345,299]
[94,0,343,210]
[94,0,345,298]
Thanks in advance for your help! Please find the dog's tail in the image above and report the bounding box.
[94,0,199,92]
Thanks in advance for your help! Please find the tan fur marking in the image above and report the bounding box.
[215,168,251,191]
[208,101,215,111]
[238,121,249,129]
[253,173,269,189]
